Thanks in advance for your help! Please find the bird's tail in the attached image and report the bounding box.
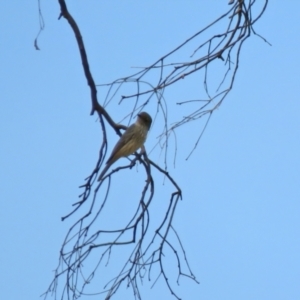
[97,163,111,181]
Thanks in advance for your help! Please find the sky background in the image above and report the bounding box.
[1,1,299,300]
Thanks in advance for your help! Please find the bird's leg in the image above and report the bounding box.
[129,147,146,169]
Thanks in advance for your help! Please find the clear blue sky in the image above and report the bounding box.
[1,1,299,300]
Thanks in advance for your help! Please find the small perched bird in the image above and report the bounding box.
[98,112,152,181]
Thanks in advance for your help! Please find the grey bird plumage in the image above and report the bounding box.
[98,112,152,181]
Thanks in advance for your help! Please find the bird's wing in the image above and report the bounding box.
[106,124,136,165]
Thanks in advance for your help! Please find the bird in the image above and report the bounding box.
[97,112,152,181]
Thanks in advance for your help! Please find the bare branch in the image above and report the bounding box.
[42,1,269,300]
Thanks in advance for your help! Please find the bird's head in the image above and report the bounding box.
[137,112,152,130]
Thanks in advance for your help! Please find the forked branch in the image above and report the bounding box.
[42,1,269,299]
